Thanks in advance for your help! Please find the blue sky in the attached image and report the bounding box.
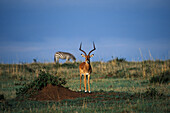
[0,0,170,63]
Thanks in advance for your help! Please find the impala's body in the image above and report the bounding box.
[79,42,96,93]
[79,62,92,74]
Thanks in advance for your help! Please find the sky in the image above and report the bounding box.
[0,0,170,63]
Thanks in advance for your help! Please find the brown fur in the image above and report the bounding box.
[79,42,96,93]
[79,62,92,74]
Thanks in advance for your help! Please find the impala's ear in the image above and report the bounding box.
[90,54,94,58]
[81,54,85,57]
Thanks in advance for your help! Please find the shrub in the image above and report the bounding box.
[150,70,170,84]
[16,71,66,100]
[0,94,5,100]
[61,63,78,68]
[108,57,126,62]
[143,88,163,97]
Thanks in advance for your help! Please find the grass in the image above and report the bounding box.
[0,60,170,112]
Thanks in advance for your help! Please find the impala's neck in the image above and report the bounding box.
[85,60,90,65]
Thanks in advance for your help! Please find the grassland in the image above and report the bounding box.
[0,59,170,112]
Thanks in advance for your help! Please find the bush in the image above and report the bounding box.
[0,94,5,100]
[108,57,126,62]
[61,63,78,68]
[143,88,163,98]
[16,71,66,100]
[150,70,170,84]
[115,57,126,62]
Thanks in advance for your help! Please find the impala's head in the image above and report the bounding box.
[79,42,96,64]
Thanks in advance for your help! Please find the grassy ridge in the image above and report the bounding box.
[0,60,170,112]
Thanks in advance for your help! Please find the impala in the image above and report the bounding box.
[79,42,96,93]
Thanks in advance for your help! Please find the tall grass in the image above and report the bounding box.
[0,59,169,112]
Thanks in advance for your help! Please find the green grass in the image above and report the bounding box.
[1,91,169,113]
[0,60,170,112]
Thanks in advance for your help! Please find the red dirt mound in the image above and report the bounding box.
[30,84,92,101]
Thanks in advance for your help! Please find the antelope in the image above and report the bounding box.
[54,51,76,63]
[79,42,96,93]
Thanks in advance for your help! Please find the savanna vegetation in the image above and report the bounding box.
[0,59,170,112]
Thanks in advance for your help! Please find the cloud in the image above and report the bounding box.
[0,46,41,53]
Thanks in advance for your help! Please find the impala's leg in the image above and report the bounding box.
[84,73,87,92]
[88,74,91,93]
[79,73,82,91]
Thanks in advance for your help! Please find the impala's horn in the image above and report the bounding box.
[88,42,96,56]
[79,42,87,56]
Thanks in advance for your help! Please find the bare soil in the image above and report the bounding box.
[29,84,93,101]
[26,84,144,102]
